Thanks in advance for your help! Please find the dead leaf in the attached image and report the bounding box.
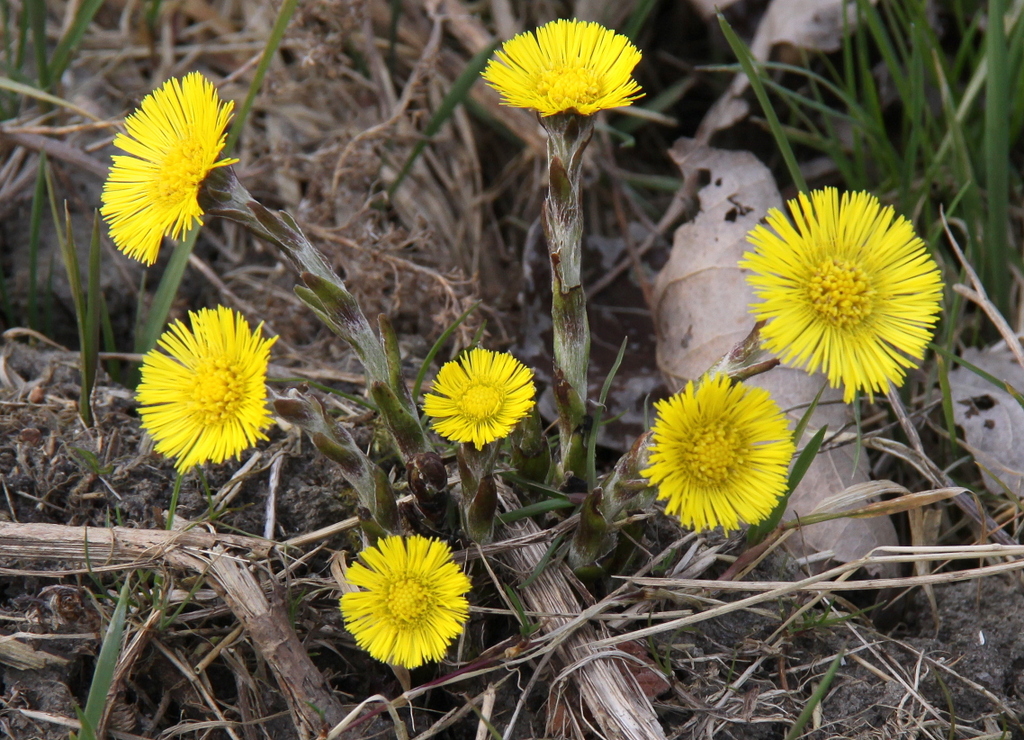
[652,139,897,573]
[652,139,782,383]
[949,346,1024,497]
[614,641,672,698]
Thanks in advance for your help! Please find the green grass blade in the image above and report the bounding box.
[52,195,95,423]
[412,300,481,402]
[718,13,807,193]
[588,336,628,488]
[929,342,1024,410]
[520,534,565,589]
[388,41,499,196]
[782,648,844,740]
[497,496,574,524]
[43,253,55,337]
[166,470,185,530]
[0,76,102,120]
[81,211,102,425]
[27,153,46,330]
[623,0,659,41]
[268,377,377,411]
[136,229,197,353]
[936,354,959,459]
[387,0,402,72]
[99,291,121,384]
[0,242,12,327]
[26,0,47,89]
[76,579,131,740]
[144,0,163,32]
[56,203,84,324]
[616,76,691,135]
[984,0,1010,314]
[224,0,299,155]
[47,0,103,84]
[748,424,827,544]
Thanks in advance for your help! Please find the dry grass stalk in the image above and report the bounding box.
[495,488,666,740]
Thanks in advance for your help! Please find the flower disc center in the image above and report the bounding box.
[678,424,745,487]
[387,577,431,625]
[189,359,245,423]
[459,383,504,421]
[808,258,875,328]
[536,65,602,110]
[156,136,208,208]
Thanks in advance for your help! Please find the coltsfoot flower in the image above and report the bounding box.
[101,72,238,265]
[423,348,535,449]
[136,306,276,471]
[642,374,795,532]
[741,188,944,402]
[482,19,643,116]
[339,535,472,669]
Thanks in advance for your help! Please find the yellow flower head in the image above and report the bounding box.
[340,535,471,669]
[642,375,795,532]
[741,188,944,403]
[423,348,535,449]
[482,19,643,116]
[136,306,276,471]
[101,72,238,265]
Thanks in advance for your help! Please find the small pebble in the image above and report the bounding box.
[19,427,42,445]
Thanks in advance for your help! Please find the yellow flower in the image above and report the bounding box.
[482,19,643,116]
[423,348,535,449]
[340,535,471,669]
[136,306,276,471]
[741,188,944,402]
[642,375,794,532]
[101,72,238,265]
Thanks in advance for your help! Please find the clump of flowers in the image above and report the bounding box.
[423,348,536,449]
[741,188,944,402]
[482,18,643,116]
[101,72,237,265]
[136,305,276,471]
[339,535,472,669]
[642,374,795,532]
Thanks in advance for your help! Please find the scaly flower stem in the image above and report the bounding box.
[199,167,429,459]
[274,390,400,536]
[541,112,594,482]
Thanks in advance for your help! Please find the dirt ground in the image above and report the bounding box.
[2,1,1024,739]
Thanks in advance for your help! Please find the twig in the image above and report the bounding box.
[264,452,286,539]
[942,210,1024,369]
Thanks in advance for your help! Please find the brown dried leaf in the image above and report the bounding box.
[949,346,1024,497]
[652,140,897,572]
